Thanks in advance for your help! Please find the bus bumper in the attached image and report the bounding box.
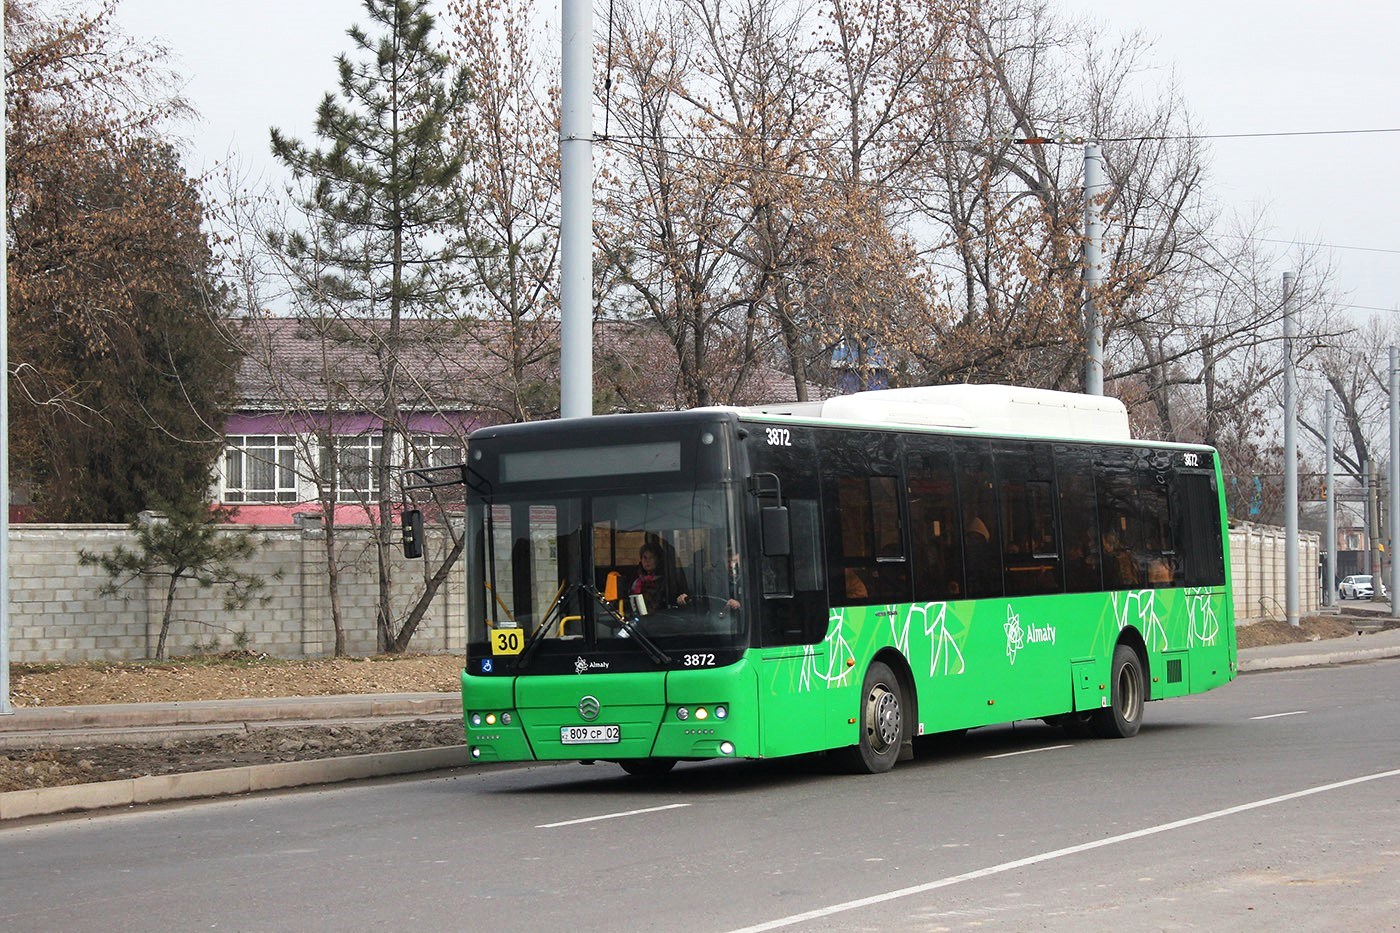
[462,662,759,763]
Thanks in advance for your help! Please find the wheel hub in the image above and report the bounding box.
[868,684,902,752]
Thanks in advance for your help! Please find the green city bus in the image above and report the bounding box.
[448,385,1235,775]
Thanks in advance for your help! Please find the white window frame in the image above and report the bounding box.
[331,434,384,503]
[407,432,464,471]
[223,435,300,503]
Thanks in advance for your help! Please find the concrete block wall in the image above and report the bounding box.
[1229,521,1321,623]
[8,524,464,662]
[9,520,1310,660]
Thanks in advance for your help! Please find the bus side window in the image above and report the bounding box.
[906,444,961,601]
[1175,470,1225,586]
[761,498,825,646]
[955,440,1003,599]
[996,442,1060,597]
[1055,445,1101,593]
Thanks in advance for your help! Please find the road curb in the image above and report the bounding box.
[1239,643,1400,672]
[0,693,461,733]
[0,746,472,821]
[0,711,463,751]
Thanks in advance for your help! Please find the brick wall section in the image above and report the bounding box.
[8,524,465,662]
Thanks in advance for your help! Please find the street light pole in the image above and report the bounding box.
[1282,272,1299,626]
[1324,392,1336,608]
[559,0,593,419]
[1083,142,1105,396]
[1390,347,1399,616]
[1,6,11,715]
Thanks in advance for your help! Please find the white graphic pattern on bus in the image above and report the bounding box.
[1185,587,1221,646]
[911,601,965,676]
[1111,589,1168,652]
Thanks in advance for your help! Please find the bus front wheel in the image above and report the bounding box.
[1091,644,1145,739]
[839,661,905,774]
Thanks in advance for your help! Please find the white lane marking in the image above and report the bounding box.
[1250,710,1308,720]
[983,744,1072,760]
[725,766,1400,933]
[537,803,690,828]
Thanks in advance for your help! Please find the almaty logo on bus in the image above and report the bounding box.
[1004,605,1056,665]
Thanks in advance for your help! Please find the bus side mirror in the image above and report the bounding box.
[401,509,424,559]
[762,506,791,556]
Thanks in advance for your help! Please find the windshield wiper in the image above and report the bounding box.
[582,585,673,666]
[516,582,571,670]
[516,583,673,668]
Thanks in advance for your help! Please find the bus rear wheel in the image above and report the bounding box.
[618,758,677,777]
[839,661,905,774]
[1091,644,1145,739]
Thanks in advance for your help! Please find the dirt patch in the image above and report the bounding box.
[0,719,464,794]
[8,653,463,708]
[1234,615,1394,649]
[3,653,465,795]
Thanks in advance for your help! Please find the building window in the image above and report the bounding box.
[333,435,384,503]
[224,435,299,503]
[408,433,464,470]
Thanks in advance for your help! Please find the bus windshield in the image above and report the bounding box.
[466,485,747,669]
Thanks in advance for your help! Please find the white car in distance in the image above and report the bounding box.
[1338,574,1387,600]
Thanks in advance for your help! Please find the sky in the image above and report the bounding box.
[112,0,1400,319]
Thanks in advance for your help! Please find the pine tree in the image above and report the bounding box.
[270,0,474,653]
[79,500,265,661]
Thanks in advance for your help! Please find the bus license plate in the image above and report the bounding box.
[560,725,620,745]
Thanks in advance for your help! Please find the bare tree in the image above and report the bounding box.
[447,0,563,421]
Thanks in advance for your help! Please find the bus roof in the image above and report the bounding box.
[737,384,1133,442]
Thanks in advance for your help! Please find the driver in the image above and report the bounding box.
[631,542,689,610]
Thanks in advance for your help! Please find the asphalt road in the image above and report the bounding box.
[4,660,1398,932]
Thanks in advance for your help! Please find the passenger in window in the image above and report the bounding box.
[844,567,870,600]
[1147,557,1173,585]
[631,541,689,610]
[962,515,997,595]
[1101,527,1140,587]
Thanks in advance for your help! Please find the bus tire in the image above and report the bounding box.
[619,758,677,777]
[1092,644,1145,739]
[839,661,905,774]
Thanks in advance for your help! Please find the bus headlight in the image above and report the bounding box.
[470,713,482,726]
[714,706,728,720]
[719,742,735,756]
[676,707,689,720]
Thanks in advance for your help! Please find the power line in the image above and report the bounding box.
[601,125,1400,148]
[1099,127,1400,142]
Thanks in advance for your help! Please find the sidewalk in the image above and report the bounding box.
[0,692,461,749]
[1236,612,1400,671]
[0,692,467,821]
[4,622,1399,821]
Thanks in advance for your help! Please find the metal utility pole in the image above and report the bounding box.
[1364,465,1373,576]
[1083,143,1105,396]
[1391,348,1399,616]
[1324,393,1336,608]
[559,0,593,419]
[1282,272,1299,626]
[1,4,9,713]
